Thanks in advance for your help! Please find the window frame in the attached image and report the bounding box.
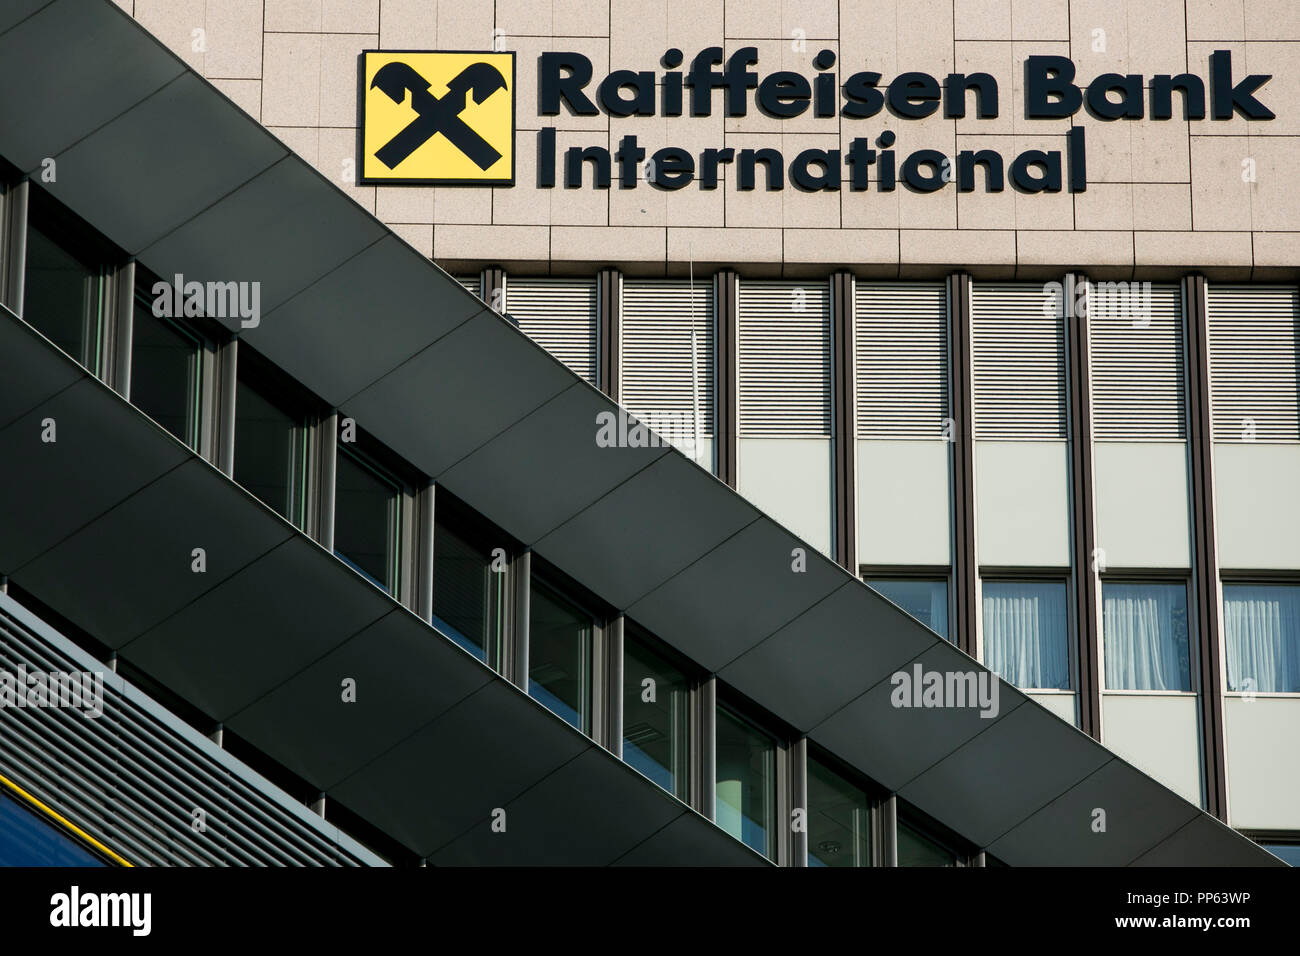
[1098,568,1197,695]
[804,743,886,868]
[1219,570,1300,698]
[620,620,702,805]
[861,564,953,643]
[978,568,1076,693]
[333,438,411,600]
[526,564,608,739]
[713,692,789,864]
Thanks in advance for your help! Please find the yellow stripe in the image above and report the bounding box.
[0,770,132,867]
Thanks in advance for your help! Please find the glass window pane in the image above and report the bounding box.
[807,757,871,867]
[715,707,775,859]
[1223,584,1300,694]
[0,793,107,867]
[23,224,101,368]
[1103,582,1191,691]
[130,301,200,446]
[528,583,591,732]
[867,578,949,640]
[622,636,690,800]
[334,451,400,594]
[432,521,502,665]
[233,375,299,523]
[897,819,957,867]
[1262,843,1300,867]
[983,579,1070,690]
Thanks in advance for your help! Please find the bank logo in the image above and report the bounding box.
[360,51,514,185]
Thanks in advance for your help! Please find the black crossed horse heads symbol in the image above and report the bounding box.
[370,61,509,171]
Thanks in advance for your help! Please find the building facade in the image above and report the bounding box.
[0,0,1294,866]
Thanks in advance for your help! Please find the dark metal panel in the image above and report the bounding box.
[948,274,978,658]
[250,237,486,407]
[429,747,684,865]
[718,582,938,730]
[138,158,385,321]
[225,608,494,791]
[811,640,1029,792]
[1130,815,1288,867]
[341,311,574,477]
[328,680,589,857]
[121,535,393,721]
[714,270,738,487]
[0,1,54,35]
[438,383,670,546]
[0,0,183,172]
[0,377,188,573]
[534,453,761,611]
[986,758,1201,865]
[0,304,84,431]
[626,518,846,674]
[897,701,1111,847]
[830,271,856,570]
[611,811,769,866]
[597,267,620,398]
[16,457,292,649]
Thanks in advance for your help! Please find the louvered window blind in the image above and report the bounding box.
[621,279,715,437]
[507,277,598,383]
[455,275,480,298]
[1089,283,1186,440]
[738,281,831,437]
[1208,285,1300,442]
[971,283,1067,440]
[855,282,949,439]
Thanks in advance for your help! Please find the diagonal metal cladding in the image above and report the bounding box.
[0,0,1283,866]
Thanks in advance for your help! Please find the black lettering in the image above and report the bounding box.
[758,71,812,117]
[598,70,656,116]
[1025,55,1082,118]
[539,52,598,115]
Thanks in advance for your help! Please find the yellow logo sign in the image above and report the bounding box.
[360,50,515,185]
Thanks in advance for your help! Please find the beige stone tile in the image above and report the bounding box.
[514,35,610,131]
[262,32,321,126]
[610,0,725,74]
[551,131,613,225]
[551,226,664,264]
[496,0,553,37]
[433,185,493,224]
[267,125,320,164]
[265,0,320,32]
[956,40,1073,136]
[134,0,207,72]
[438,0,494,49]
[900,228,1017,267]
[319,33,375,127]
[782,133,843,227]
[435,224,549,262]
[379,0,437,48]
[955,0,1011,40]
[1186,0,1245,40]
[324,0,378,34]
[721,132,784,226]
[1012,0,1069,40]
[1247,136,1300,231]
[1252,232,1300,270]
[389,221,433,258]
[376,185,435,223]
[784,228,898,269]
[668,227,783,267]
[843,186,901,229]
[1070,114,1131,182]
[784,0,840,40]
[1073,181,1132,230]
[1190,135,1254,229]
[208,79,261,122]
[1011,137,1075,228]
[839,0,955,78]
[494,131,551,225]
[1132,183,1192,230]
[205,0,264,79]
[1130,118,1190,181]
[1243,43,1300,134]
[1134,230,1252,269]
[1185,42,1249,133]
[553,0,610,38]
[956,167,1018,230]
[1244,0,1300,39]
[726,0,782,38]
[1017,230,1133,269]
[317,126,373,210]
[897,183,957,229]
[115,0,133,13]
[1070,0,1186,76]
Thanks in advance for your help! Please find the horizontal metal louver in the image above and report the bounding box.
[738,280,831,437]
[621,279,715,437]
[0,596,384,867]
[1208,285,1300,442]
[971,283,1067,440]
[454,275,480,298]
[1089,282,1186,440]
[507,277,598,384]
[855,282,949,439]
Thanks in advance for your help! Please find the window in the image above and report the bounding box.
[622,632,691,801]
[22,216,104,371]
[233,363,307,525]
[715,705,776,860]
[0,790,108,867]
[1260,842,1300,867]
[866,577,949,641]
[897,818,958,867]
[1103,581,1191,691]
[806,755,872,867]
[1223,584,1300,694]
[982,579,1070,690]
[334,448,402,595]
[528,581,592,732]
[431,516,504,666]
[129,294,202,447]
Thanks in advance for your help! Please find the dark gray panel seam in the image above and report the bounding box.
[606,809,688,866]
[0,372,86,436]
[0,0,57,40]
[711,579,857,676]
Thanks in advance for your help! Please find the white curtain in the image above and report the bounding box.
[1224,586,1300,693]
[982,581,1069,689]
[1103,583,1190,691]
